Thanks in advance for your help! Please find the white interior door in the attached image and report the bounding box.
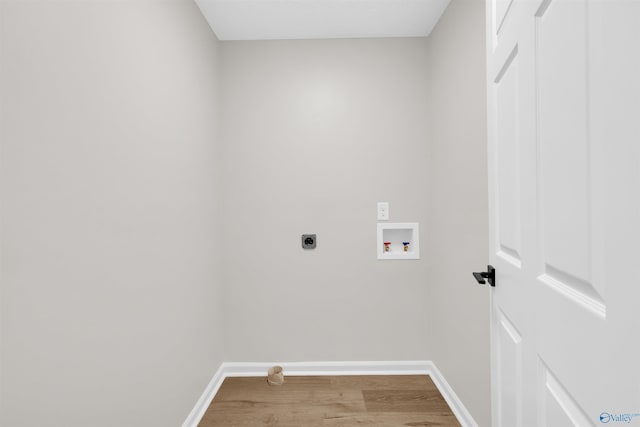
[486,0,640,425]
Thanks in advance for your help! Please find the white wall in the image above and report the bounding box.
[426,0,490,426]
[0,1,224,426]
[217,15,489,423]
[219,38,432,362]
[1,2,490,426]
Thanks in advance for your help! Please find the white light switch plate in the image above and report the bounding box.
[377,202,389,220]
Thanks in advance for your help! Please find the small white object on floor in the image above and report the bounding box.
[267,366,284,386]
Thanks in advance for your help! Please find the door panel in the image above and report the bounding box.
[495,47,522,267]
[494,0,514,35]
[495,309,523,427]
[538,360,593,427]
[537,0,593,292]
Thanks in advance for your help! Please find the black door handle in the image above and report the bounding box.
[473,265,495,287]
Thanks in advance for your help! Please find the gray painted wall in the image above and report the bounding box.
[0,1,224,426]
[427,1,491,426]
[1,1,490,426]
[217,6,489,422]
[219,38,433,362]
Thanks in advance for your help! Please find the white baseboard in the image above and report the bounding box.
[427,362,479,427]
[181,364,226,427]
[182,360,477,427]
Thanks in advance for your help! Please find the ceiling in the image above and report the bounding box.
[194,0,452,41]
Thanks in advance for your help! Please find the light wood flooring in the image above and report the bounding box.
[198,375,461,426]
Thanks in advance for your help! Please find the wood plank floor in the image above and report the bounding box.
[198,375,461,426]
